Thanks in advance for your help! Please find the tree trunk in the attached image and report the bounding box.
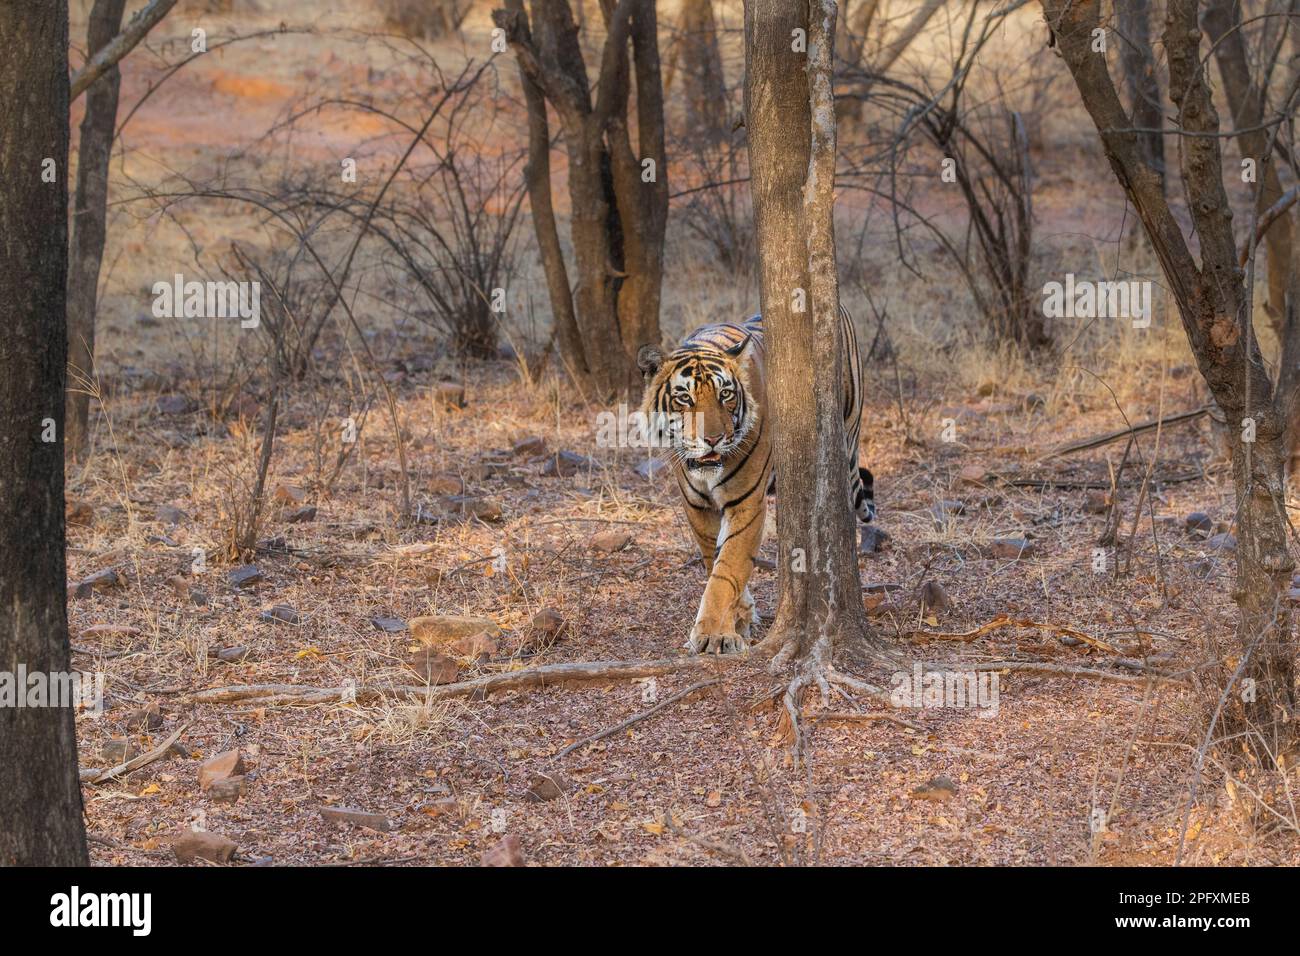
[745,0,871,670]
[665,0,728,143]
[1043,0,1296,758]
[0,0,90,866]
[1117,0,1164,187]
[66,0,128,460]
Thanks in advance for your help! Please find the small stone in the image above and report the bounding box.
[865,596,902,618]
[171,830,237,864]
[319,806,392,832]
[273,484,307,505]
[101,739,141,764]
[69,568,120,599]
[126,702,164,731]
[259,604,300,625]
[208,777,246,803]
[633,457,671,480]
[371,617,407,633]
[1083,490,1110,514]
[512,436,547,457]
[527,608,566,647]
[212,645,250,663]
[590,530,633,553]
[481,834,523,867]
[452,632,499,659]
[198,749,246,791]
[1185,512,1213,536]
[911,775,958,802]
[541,450,596,478]
[1205,532,1236,551]
[227,565,262,588]
[859,525,891,554]
[990,537,1035,559]
[957,464,985,486]
[441,495,502,522]
[286,505,317,523]
[406,649,459,684]
[754,556,777,570]
[156,394,195,415]
[525,773,570,802]
[930,500,965,524]
[66,500,95,527]
[434,381,466,409]
[155,503,189,525]
[428,474,465,496]
[408,615,500,648]
[919,581,954,615]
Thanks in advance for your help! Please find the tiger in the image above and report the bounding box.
[636,306,875,655]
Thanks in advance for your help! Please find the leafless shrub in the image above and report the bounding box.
[379,0,472,40]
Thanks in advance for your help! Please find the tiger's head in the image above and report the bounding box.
[636,338,760,473]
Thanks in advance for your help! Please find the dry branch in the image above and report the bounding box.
[556,678,721,758]
[80,722,188,785]
[70,0,179,100]
[1041,406,1209,459]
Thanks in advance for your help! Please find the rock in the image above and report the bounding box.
[259,604,300,625]
[976,381,996,397]
[919,581,954,615]
[525,772,571,803]
[911,776,958,802]
[1083,490,1110,514]
[1288,588,1300,604]
[285,505,317,524]
[66,500,95,527]
[754,556,777,570]
[69,568,120,599]
[633,457,671,480]
[319,806,392,832]
[198,749,246,791]
[441,495,502,522]
[156,394,195,415]
[370,616,407,633]
[434,381,466,409]
[408,615,501,648]
[208,777,246,803]
[541,450,596,478]
[527,608,566,647]
[1185,512,1213,536]
[452,632,499,659]
[590,530,633,553]
[957,464,985,486]
[273,484,307,506]
[1205,532,1236,551]
[428,474,466,496]
[155,503,189,525]
[930,500,965,524]
[211,645,250,663]
[126,702,164,731]
[406,649,459,684]
[227,565,262,588]
[101,739,141,764]
[481,834,523,867]
[859,525,891,554]
[512,436,547,457]
[990,537,1035,560]
[1023,393,1047,411]
[171,830,237,864]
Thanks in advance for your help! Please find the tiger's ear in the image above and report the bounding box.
[724,333,754,362]
[637,344,663,377]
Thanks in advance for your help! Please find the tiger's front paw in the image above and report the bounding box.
[687,622,749,655]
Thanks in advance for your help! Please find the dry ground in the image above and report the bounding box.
[64,0,1300,866]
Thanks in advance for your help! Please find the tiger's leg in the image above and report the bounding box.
[687,496,766,655]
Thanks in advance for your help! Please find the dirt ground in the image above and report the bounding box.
[66,0,1300,866]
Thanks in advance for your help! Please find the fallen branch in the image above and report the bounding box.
[908,614,1118,654]
[808,710,924,731]
[1040,406,1209,459]
[556,678,722,758]
[186,655,749,708]
[80,722,188,785]
[965,661,1185,685]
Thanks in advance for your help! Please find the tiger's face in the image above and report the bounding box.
[637,344,758,473]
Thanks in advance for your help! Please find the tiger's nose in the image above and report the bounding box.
[704,433,725,448]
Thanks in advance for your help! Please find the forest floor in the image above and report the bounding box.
[64,0,1300,866]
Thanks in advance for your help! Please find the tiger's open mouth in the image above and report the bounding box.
[686,452,723,470]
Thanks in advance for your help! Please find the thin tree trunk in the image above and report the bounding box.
[67,0,128,460]
[746,0,871,669]
[1117,0,1164,187]
[665,0,728,143]
[0,0,90,866]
